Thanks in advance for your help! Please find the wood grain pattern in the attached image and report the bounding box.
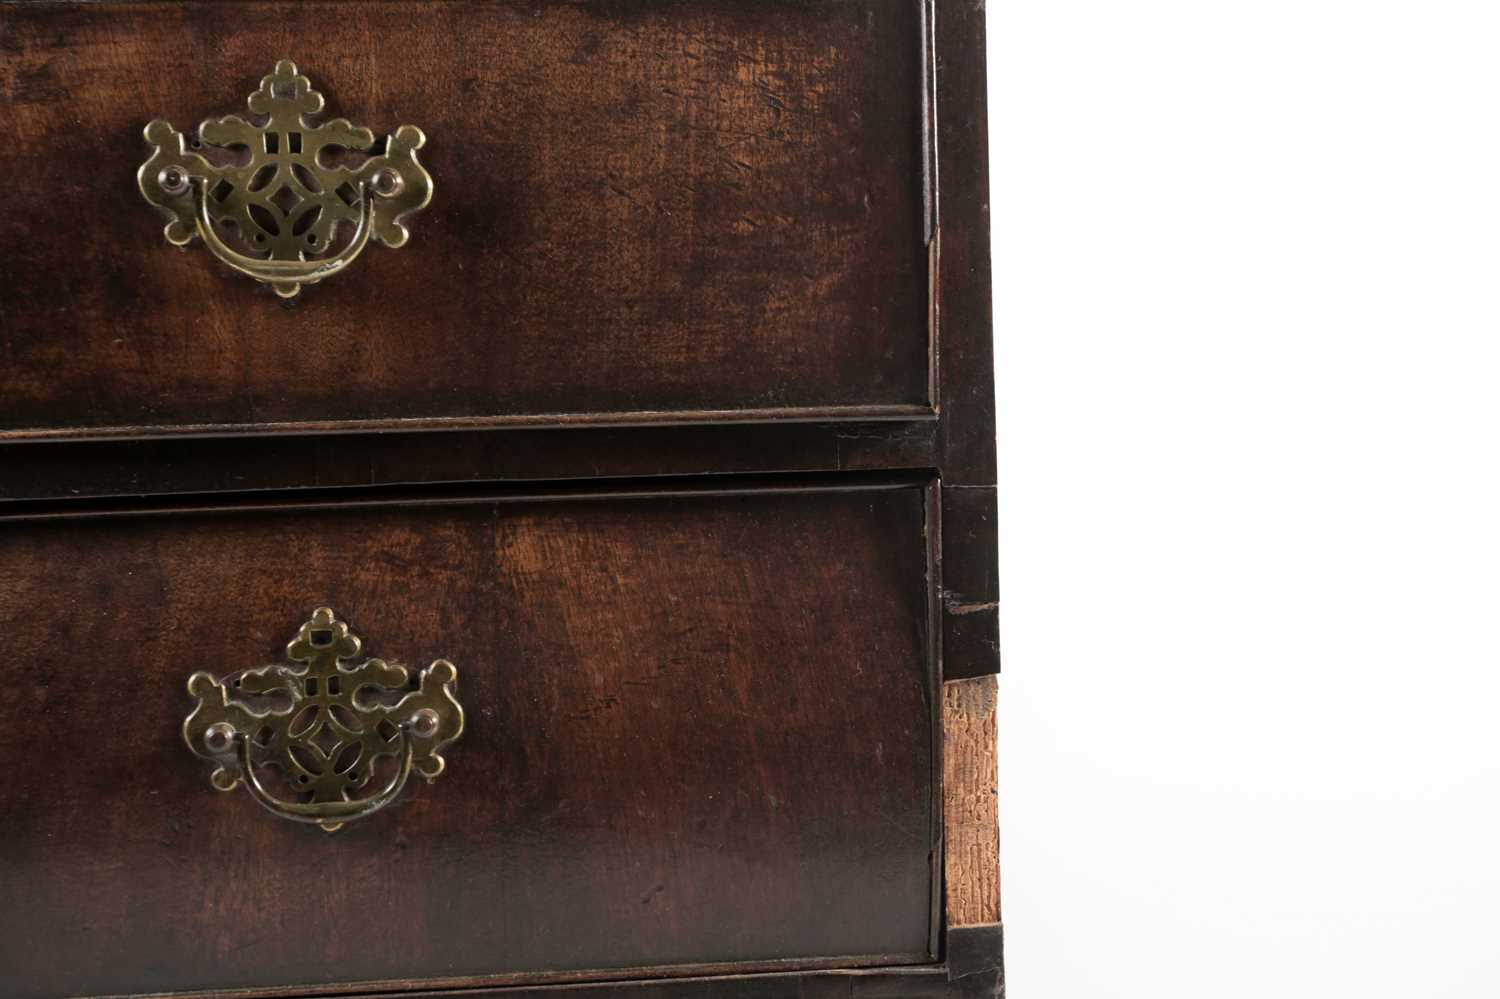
[943,676,999,927]
[0,0,930,438]
[0,1,1001,995]
[0,483,936,998]
[933,0,996,490]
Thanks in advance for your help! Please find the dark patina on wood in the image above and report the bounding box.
[1,0,932,438]
[0,482,937,998]
[0,0,1000,996]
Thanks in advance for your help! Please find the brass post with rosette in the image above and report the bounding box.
[138,60,433,298]
[183,608,463,832]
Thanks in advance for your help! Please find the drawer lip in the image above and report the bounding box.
[69,958,1001,999]
[0,421,944,507]
[0,469,937,524]
[0,403,939,446]
[76,954,943,999]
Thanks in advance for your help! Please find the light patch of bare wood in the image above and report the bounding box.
[944,674,999,926]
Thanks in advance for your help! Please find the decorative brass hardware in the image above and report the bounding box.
[183,608,463,832]
[138,60,433,298]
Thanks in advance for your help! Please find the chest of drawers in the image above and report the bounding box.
[0,2,1000,997]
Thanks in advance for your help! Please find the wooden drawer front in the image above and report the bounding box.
[1,1,933,439]
[0,483,937,998]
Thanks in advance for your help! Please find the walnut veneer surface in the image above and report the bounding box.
[0,2,1000,997]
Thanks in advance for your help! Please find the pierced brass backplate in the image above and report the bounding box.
[183,608,463,832]
[138,60,433,298]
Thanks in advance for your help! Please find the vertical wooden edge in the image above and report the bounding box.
[934,0,997,488]
[921,0,943,415]
[932,8,1001,985]
[941,484,1000,680]
[925,477,946,961]
[919,0,939,245]
[943,674,1000,927]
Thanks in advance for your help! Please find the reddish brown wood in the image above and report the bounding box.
[0,483,936,998]
[0,0,931,439]
[0,2,1000,996]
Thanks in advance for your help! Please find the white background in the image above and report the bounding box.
[988,3,1500,996]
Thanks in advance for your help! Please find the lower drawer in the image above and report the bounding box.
[0,480,938,998]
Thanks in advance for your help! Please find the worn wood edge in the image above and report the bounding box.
[920,0,942,416]
[89,958,949,999]
[943,675,1000,928]
[0,404,939,446]
[0,421,943,504]
[0,470,935,525]
[96,964,1001,999]
[924,478,947,960]
[72,955,1003,999]
[945,923,1004,982]
[940,484,1000,680]
[933,0,997,488]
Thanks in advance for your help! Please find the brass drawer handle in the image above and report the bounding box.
[138,60,433,299]
[183,608,463,832]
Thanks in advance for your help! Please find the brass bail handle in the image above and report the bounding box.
[183,608,464,832]
[138,60,433,298]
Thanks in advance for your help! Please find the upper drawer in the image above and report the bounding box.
[0,1,934,440]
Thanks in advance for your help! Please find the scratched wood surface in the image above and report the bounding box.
[0,0,930,437]
[0,2,1001,996]
[0,484,936,998]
